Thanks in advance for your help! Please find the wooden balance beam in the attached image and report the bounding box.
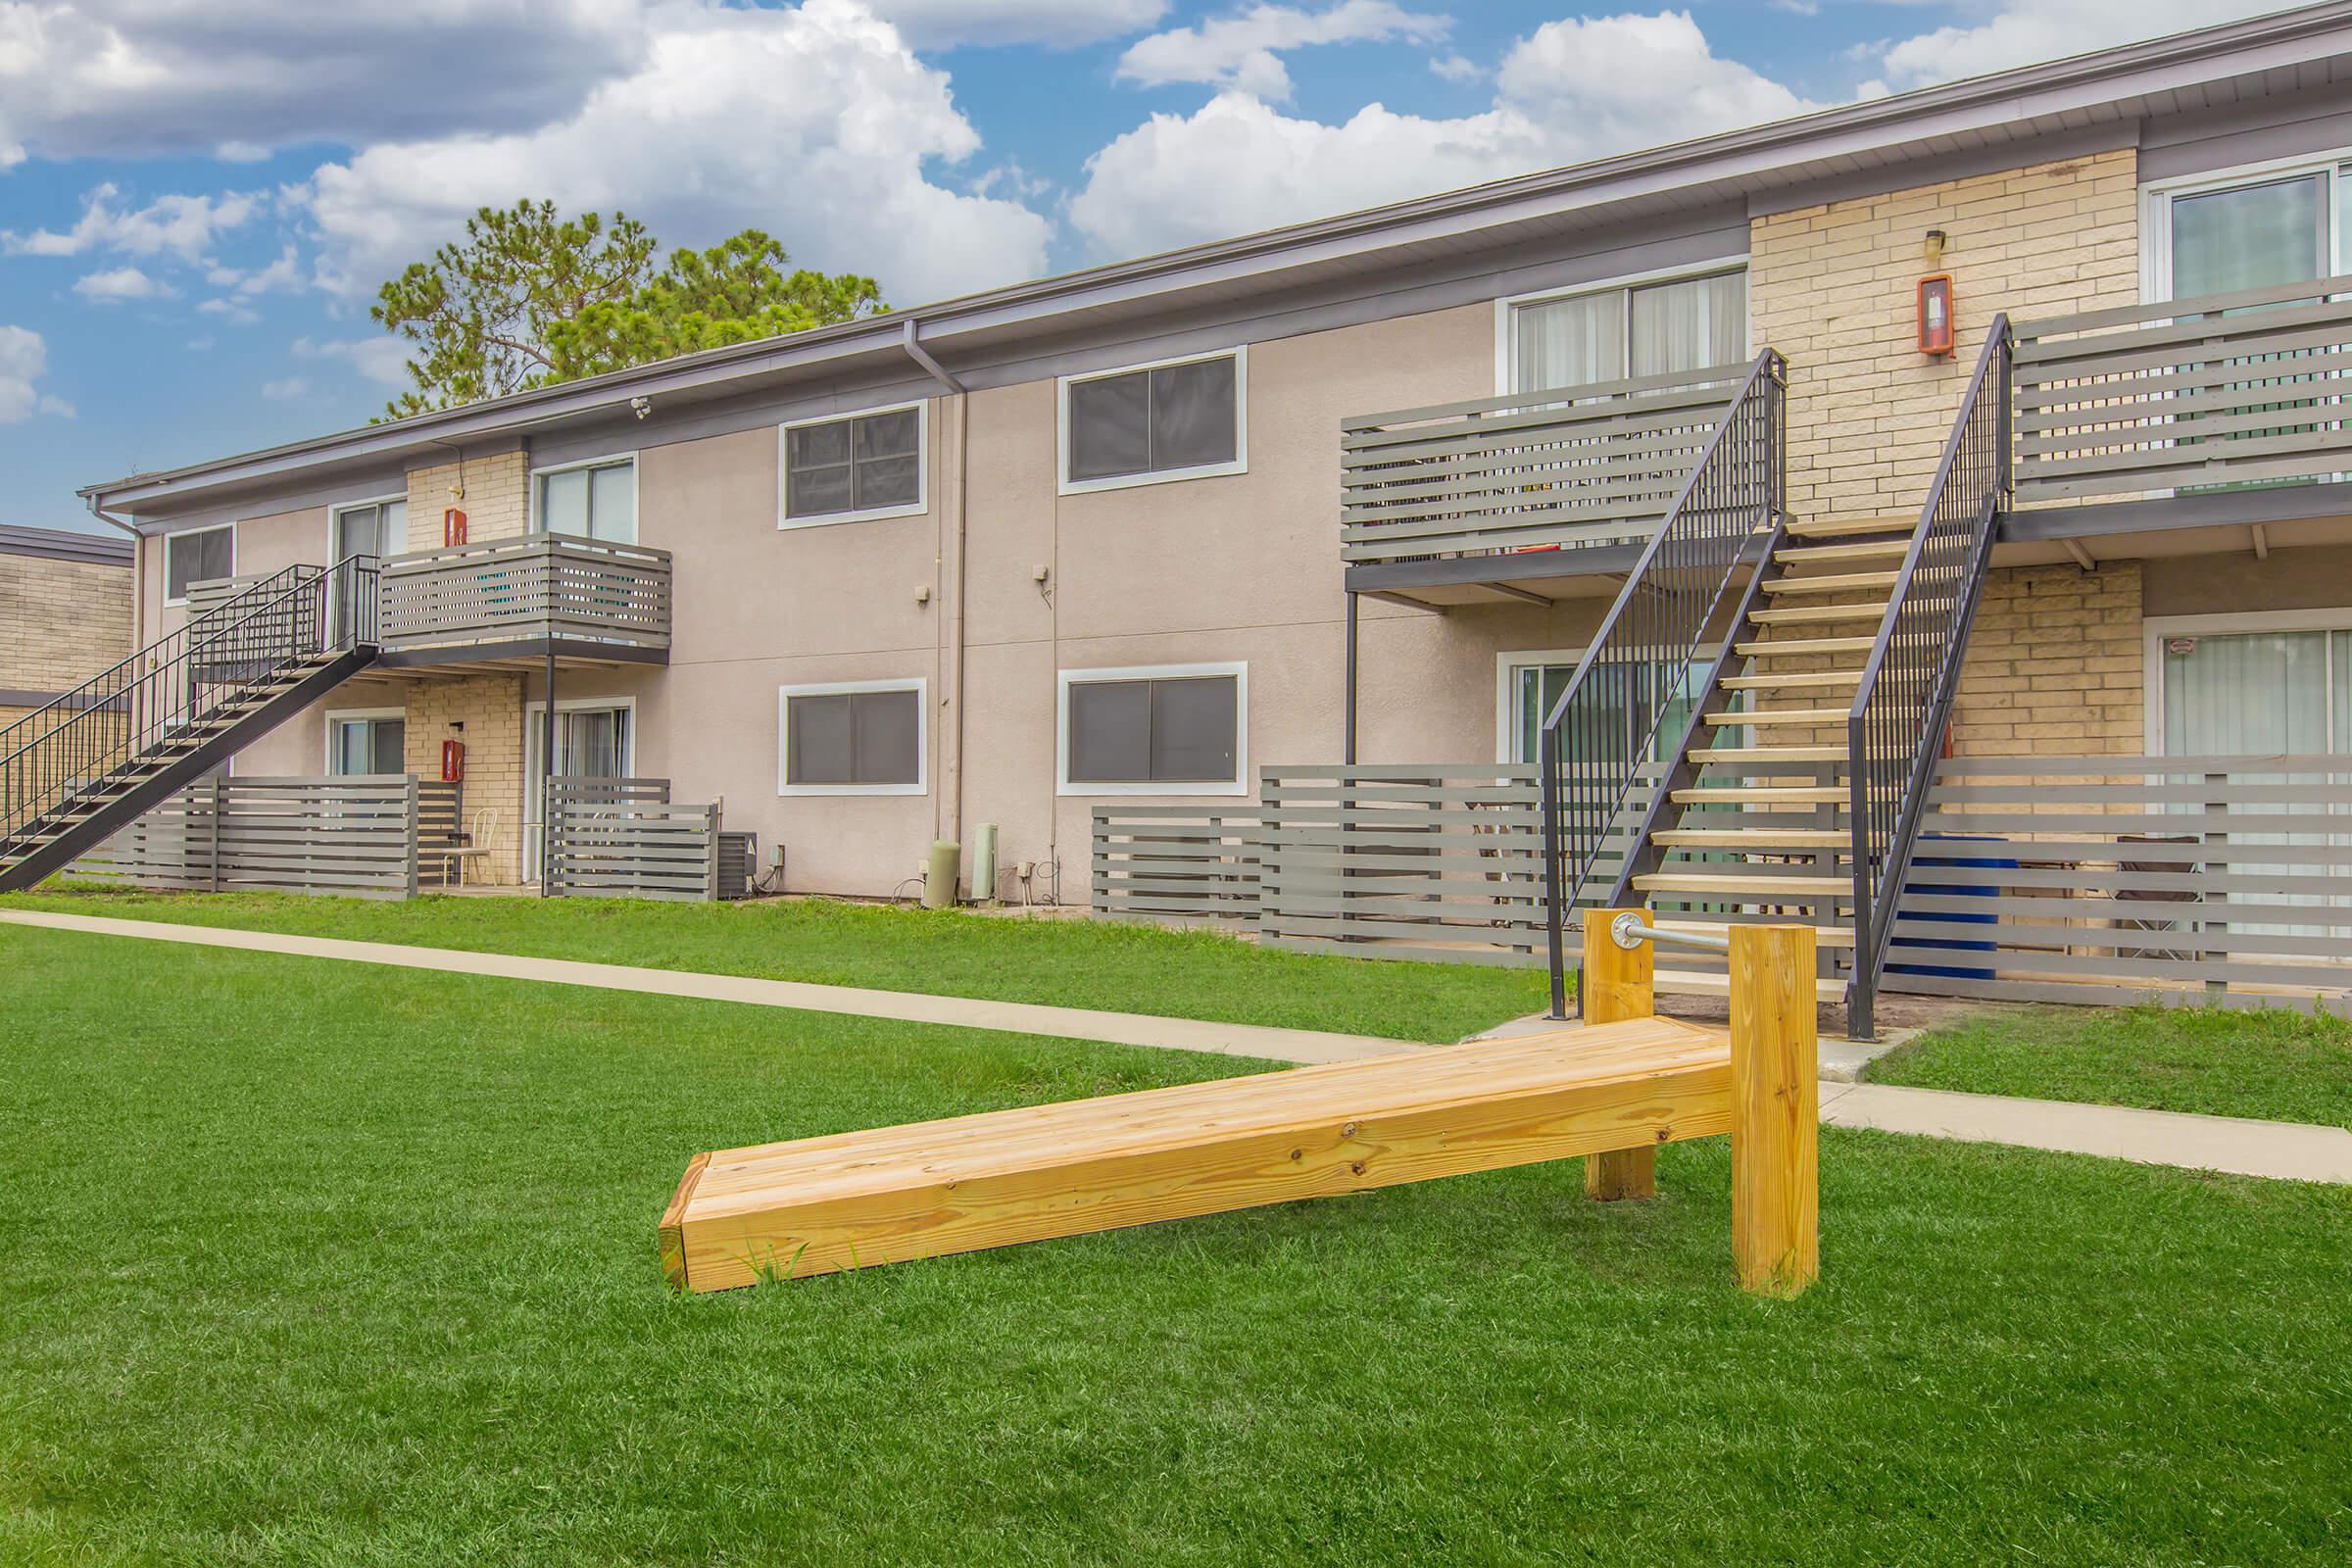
[661,911,1818,1297]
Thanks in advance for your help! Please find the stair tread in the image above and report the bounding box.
[1721,670,1859,690]
[1734,635,1876,658]
[1785,514,1917,537]
[1636,870,1852,897]
[1693,745,1845,763]
[1654,828,1849,848]
[1654,968,1848,1003]
[1762,570,1900,595]
[1750,603,1892,626]
[1703,707,1845,726]
[1774,539,1911,565]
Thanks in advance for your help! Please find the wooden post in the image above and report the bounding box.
[1581,907,1657,1201]
[1729,923,1818,1297]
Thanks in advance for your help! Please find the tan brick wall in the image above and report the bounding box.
[1751,150,2146,759]
[401,673,527,882]
[404,450,529,550]
[1950,563,2143,757]
[1,553,134,695]
[1751,149,2139,522]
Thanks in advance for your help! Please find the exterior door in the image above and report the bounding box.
[524,703,632,879]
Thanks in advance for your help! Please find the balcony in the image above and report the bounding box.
[2004,271,2352,548]
[376,533,672,672]
[1340,365,1755,607]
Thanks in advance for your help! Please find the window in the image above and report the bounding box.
[2147,156,2352,300]
[326,711,406,776]
[331,498,407,561]
[534,457,637,543]
[1497,650,1720,764]
[1503,267,1746,395]
[782,405,924,525]
[778,680,926,795]
[164,524,235,605]
[1058,664,1245,795]
[1059,349,1246,493]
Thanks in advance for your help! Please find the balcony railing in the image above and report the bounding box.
[378,533,672,657]
[2013,272,2352,508]
[1340,364,1750,569]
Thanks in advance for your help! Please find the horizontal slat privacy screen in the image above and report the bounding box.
[545,776,722,903]
[378,534,672,651]
[72,775,420,899]
[2010,272,2352,506]
[1340,365,1744,566]
[1879,753,2352,1015]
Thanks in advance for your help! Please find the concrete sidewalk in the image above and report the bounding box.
[10,906,2351,1185]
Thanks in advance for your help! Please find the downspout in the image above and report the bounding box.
[905,318,971,888]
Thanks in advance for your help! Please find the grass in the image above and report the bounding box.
[1868,1003,2352,1128]
[4,924,2350,1565]
[0,885,1549,1044]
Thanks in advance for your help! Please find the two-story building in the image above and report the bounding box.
[16,2,2352,1030]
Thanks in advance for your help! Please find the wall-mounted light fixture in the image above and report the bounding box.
[1918,228,1954,358]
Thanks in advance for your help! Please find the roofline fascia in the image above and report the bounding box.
[81,0,2352,513]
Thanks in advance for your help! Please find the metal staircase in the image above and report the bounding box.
[1543,321,2014,1037]
[0,558,381,892]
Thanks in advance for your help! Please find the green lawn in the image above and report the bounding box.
[4,925,2349,1565]
[0,885,1549,1044]
[1868,1003,2352,1129]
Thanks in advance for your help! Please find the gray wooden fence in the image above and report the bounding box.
[72,774,419,899]
[1881,753,2352,1015]
[544,776,722,902]
[1090,804,1261,926]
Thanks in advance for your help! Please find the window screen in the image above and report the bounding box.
[1067,356,1239,482]
[537,461,635,542]
[166,528,233,601]
[1065,674,1239,785]
[787,408,922,518]
[787,688,922,787]
[332,501,407,561]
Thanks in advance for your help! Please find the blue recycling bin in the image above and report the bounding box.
[1886,831,2014,981]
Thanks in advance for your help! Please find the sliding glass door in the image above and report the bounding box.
[523,703,632,880]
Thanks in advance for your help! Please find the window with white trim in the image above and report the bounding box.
[782,405,924,524]
[326,712,406,775]
[1504,268,1746,394]
[164,524,234,605]
[1059,665,1245,794]
[331,499,407,561]
[535,457,636,542]
[2146,155,2352,301]
[1060,350,1244,491]
[779,680,925,794]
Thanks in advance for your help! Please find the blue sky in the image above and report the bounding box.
[0,1,2293,534]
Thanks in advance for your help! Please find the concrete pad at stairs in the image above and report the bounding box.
[1822,1081,2352,1185]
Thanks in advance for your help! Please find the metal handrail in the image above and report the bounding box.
[1843,318,2013,1039]
[1540,348,1787,1016]
[1,555,381,865]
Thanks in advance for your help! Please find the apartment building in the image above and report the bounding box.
[13,3,2352,1028]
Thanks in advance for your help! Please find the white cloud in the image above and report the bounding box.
[1429,53,1482,83]
[0,0,648,163]
[1117,2,1450,102]
[72,266,177,303]
[297,0,1051,307]
[1860,2,2282,95]
[1,183,263,261]
[865,0,1168,49]
[261,376,310,401]
[198,298,262,324]
[294,335,413,388]
[214,245,306,298]
[1072,10,1817,259]
[0,325,72,422]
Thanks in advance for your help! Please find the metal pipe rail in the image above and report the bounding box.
[1607,911,1731,955]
